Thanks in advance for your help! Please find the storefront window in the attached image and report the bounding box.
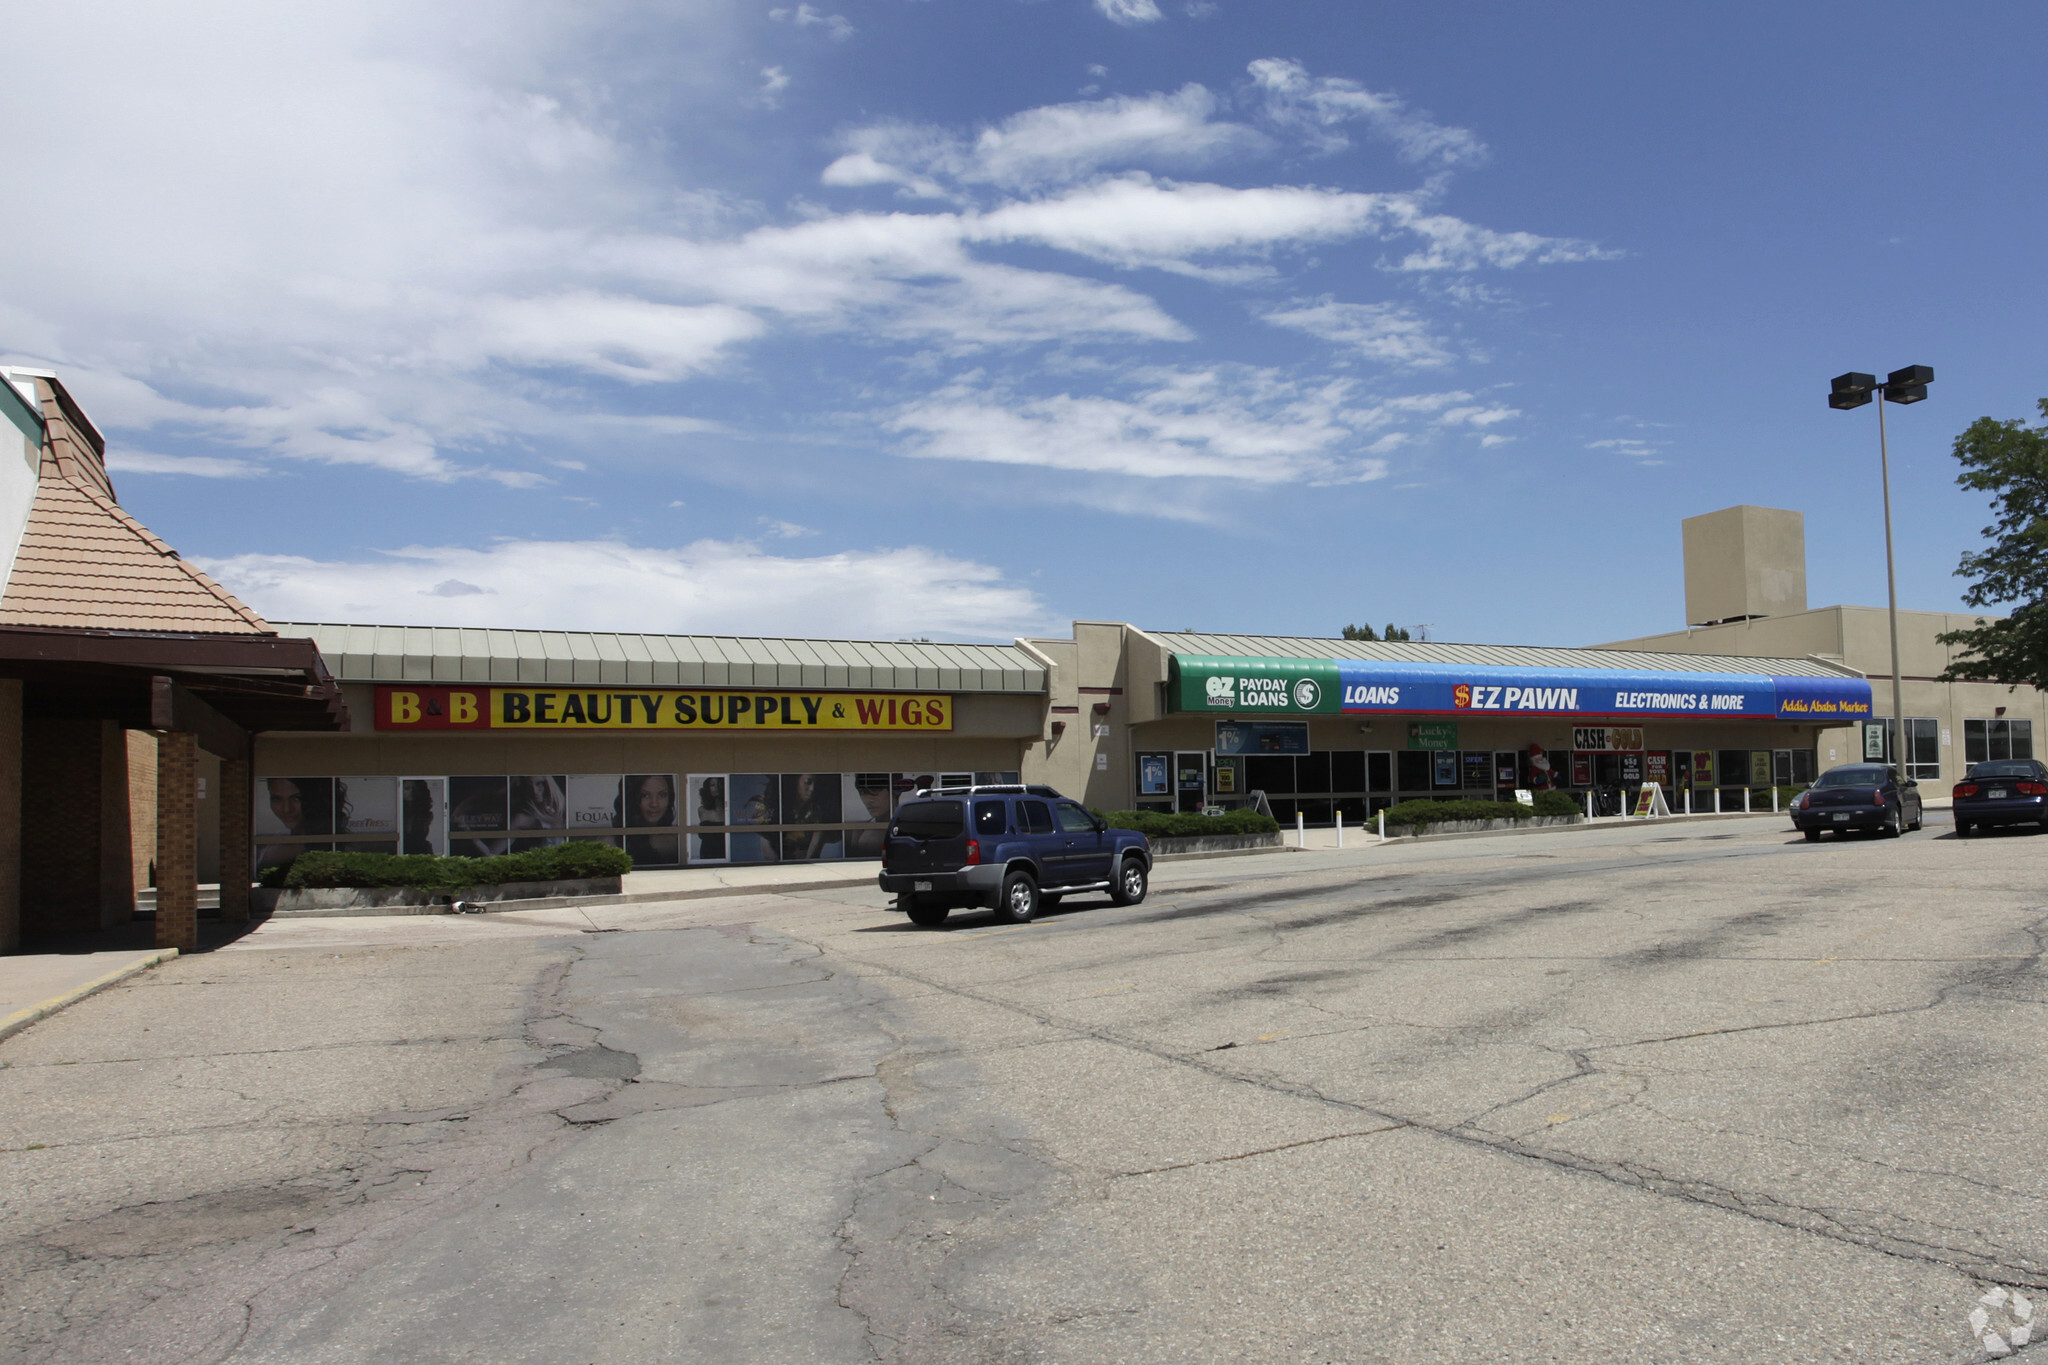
[1864,720,1941,781]
[1965,719,2035,765]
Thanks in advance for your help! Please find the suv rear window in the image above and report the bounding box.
[893,800,963,839]
[1018,800,1053,834]
[974,800,1008,835]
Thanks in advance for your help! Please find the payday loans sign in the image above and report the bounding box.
[1167,656,1871,721]
[376,686,953,731]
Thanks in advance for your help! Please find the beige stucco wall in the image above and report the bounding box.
[1682,505,1808,625]
[1601,605,2048,783]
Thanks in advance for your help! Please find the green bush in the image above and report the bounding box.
[1377,798,1539,829]
[1095,808,1281,839]
[265,841,633,891]
[1531,790,1585,818]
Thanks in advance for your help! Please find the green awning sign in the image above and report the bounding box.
[1168,656,1341,714]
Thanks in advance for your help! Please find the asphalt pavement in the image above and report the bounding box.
[5,811,2046,1363]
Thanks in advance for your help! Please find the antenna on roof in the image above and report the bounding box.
[1415,624,1434,641]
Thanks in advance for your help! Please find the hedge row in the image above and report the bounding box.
[261,841,633,891]
[1376,789,1584,829]
[1095,808,1282,838]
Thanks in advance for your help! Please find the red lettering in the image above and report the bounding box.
[903,699,923,725]
[888,698,898,725]
[854,698,886,725]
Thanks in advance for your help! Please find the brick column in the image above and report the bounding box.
[0,680,19,954]
[218,755,251,923]
[155,731,198,952]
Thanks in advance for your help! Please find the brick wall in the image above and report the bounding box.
[155,731,197,951]
[127,729,156,889]
[22,718,133,937]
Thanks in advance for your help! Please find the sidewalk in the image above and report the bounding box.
[0,943,179,1043]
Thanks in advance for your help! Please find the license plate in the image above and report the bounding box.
[1832,813,1849,822]
[914,880,933,891]
[1990,789,2008,799]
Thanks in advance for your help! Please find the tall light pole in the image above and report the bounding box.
[1829,365,1934,768]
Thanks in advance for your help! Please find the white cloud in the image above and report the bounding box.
[1095,0,1164,24]
[757,517,816,538]
[769,5,854,39]
[1588,437,1666,465]
[199,538,1050,638]
[825,86,1263,193]
[1247,58,1485,168]
[105,450,265,478]
[759,65,791,104]
[890,367,1407,484]
[1261,298,1454,367]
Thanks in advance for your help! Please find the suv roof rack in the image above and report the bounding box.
[911,783,1063,799]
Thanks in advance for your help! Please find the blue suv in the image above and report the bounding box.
[878,784,1152,927]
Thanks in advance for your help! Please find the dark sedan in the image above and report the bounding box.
[1952,759,2048,836]
[1789,763,1923,840]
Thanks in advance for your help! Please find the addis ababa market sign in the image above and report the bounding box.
[376,685,953,731]
[1168,656,1871,721]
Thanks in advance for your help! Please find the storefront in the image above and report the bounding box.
[1136,653,1870,818]
[251,626,1047,869]
[1016,625,1876,820]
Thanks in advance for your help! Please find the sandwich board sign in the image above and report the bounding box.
[1632,782,1672,819]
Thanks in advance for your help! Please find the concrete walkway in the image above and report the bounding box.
[0,944,179,1043]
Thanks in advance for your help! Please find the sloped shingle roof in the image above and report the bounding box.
[0,399,272,634]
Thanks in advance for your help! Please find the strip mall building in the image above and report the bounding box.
[0,357,2032,954]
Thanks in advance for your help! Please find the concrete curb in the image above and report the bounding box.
[1368,809,1791,847]
[0,949,179,1044]
[274,843,1304,918]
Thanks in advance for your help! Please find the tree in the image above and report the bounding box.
[1383,623,1412,642]
[1341,623,1412,642]
[1936,399,2048,689]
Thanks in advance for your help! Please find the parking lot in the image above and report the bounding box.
[6,812,2047,1363]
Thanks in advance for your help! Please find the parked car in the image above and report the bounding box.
[1952,759,2048,836]
[877,784,1152,927]
[1788,763,1923,840]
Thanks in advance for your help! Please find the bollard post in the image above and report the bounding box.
[1684,788,1692,815]
[1773,787,1780,813]
[1584,790,1594,820]
[1378,811,1386,843]
[1714,788,1722,814]
[1336,810,1344,848]
[1296,811,1305,848]
[1744,787,1752,814]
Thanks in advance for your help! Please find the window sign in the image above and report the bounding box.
[1572,726,1644,752]
[1570,753,1593,786]
[1406,721,1458,751]
[1433,751,1459,786]
[1644,751,1671,787]
[1693,751,1715,788]
[1212,757,1241,794]
[1214,720,1309,755]
[1137,753,1170,796]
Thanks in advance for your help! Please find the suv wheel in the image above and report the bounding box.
[995,869,1039,924]
[1110,856,1148,906]
[905,898,950,928]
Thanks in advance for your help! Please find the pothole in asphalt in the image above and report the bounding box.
[538,1044,641,1080]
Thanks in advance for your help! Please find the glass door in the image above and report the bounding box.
[1174,751,1208,813]
[399,777,446,855]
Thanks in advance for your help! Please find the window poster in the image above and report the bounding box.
[622,775,681,867]
[1749,751,1773,787]
[448,776,510,857]
[509,775,567,851]
[1571,753,1593,786]
[1138,752,1170,796]
[1693,751,1715,787]
[727,774,780,862]
[1213,757,1240,794]
[256,777,335,838]
[1433,751,1459,786]
[400,777,445,855]
[687,774,728,863]
[334,776,398,854]
[565,775,622,833]
[778,774,843,862]
[1619,752,1644,784]
[1644,751,1671,787]
[843,774,894,858]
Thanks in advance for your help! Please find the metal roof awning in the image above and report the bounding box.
[271,623,1049,694]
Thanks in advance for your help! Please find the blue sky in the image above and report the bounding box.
[4,1,2043,644]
